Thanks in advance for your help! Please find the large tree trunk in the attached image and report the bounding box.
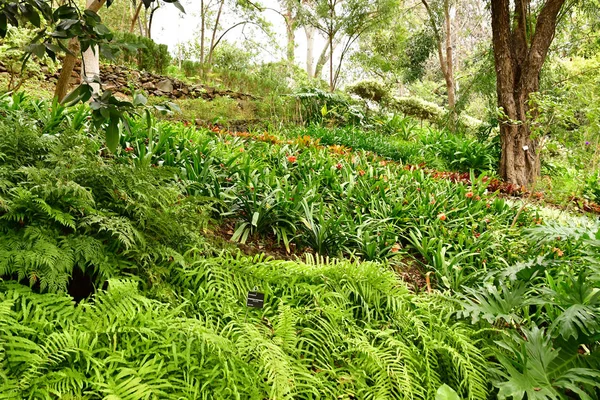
[54,0,106,101]
[497,90,540,186]
[491,0,565,186]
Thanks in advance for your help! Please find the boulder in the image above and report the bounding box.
[142,81,156,90]
[156,79,174,93]
[104,83,118,91]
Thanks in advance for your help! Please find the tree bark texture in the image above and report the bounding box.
[82,0,101,94]
[490,0,565,186]
[54,0,106,101]
[305,25,315,77]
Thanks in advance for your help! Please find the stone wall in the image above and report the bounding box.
[38,62,256,102]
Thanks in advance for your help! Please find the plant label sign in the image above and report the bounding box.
[246,291,265,308]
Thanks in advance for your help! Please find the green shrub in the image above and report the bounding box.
[0,27,57,91]
[584,171,600,203]
[109,32,171,74]
[346,79,390,103]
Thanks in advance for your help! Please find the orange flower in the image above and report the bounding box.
[287,155,297,163]
[358,170,366,176]
[552,247,564,257]
[390,243,401,253]
[379,160,387,166]
[466,192,474,198]
[438,213,447,221]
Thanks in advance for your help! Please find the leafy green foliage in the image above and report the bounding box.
[109,32,172,74]
[0,256,490,399]
[2,92,599,399]
[0,93,212,292]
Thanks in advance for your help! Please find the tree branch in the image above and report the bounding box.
[520,0,566,91]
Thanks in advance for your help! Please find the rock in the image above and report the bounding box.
[106,74,118,81]
[181,87,189,95]
[172,89,182,97]
[156,79,174,93]
[130,70,140,80]
[142,81,156,90]
[104,83,117,91]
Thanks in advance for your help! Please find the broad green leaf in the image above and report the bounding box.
[133,93,147,107]
[436,385,460,400]
[106,118,120,153]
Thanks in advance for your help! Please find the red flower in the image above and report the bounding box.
[336,163,343,170]
[287,155,297,163]
[125,147,134,152]
[438,213,447,221]
[466,192,474,198]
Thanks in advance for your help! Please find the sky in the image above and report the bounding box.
[149,0,328,70]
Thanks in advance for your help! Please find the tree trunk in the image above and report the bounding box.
[314,38,339,79]
[491,0,565,186]
[54,0,106,101]
[305,25,315,77]
[55,38,81,102]
[200,0,206,64]
[284,8,295,63]
[129,1,143,33]
[147,6,158,38]
[421,0,455,109]
[81,44,100,93]
[443,0,455,109]
[497,90,540,186]
[207,0,225,70]
[329,33,333,91]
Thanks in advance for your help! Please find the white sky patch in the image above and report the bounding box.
[151,0,334,70]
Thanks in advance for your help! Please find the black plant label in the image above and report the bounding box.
[246,291,264,308]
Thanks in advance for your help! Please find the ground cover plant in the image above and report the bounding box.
[2,0,600,397]
[1,93,599,399]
